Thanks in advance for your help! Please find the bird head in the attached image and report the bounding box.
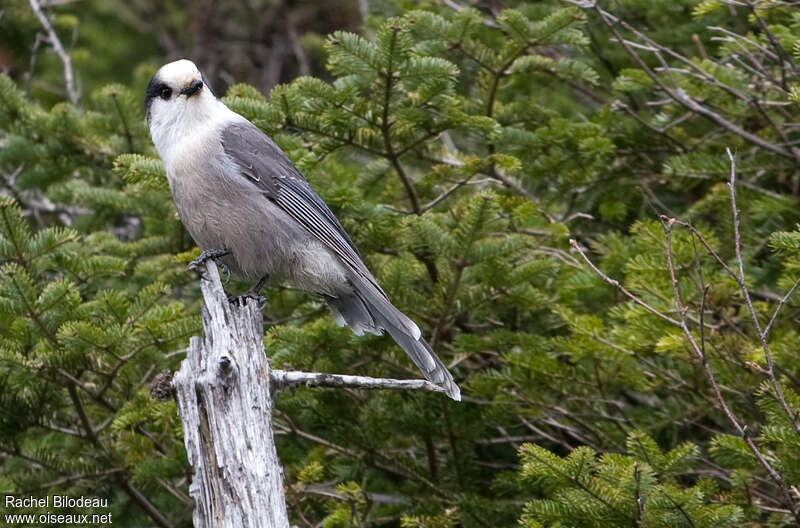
[145,59,216,125]
[146,59,230,163]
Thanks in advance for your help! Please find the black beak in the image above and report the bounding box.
[181,80,203,97]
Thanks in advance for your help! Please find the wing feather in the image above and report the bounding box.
[220,120,386,296]
[220,120,461,400]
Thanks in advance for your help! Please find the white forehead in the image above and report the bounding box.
[156,59,201,87]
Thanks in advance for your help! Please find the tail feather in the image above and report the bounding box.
[327,275,461,401]
[326,293,381,337]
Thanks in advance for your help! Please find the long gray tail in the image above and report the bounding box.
[326,276,461,401]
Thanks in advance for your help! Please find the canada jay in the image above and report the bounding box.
[146,59,460,400]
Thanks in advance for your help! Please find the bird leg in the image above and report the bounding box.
[228,274,269,309]
[188,248,232,282]
[250,274,270,296]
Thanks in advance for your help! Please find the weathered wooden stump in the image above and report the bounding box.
[172,261,289,528]
[169,260,451,526]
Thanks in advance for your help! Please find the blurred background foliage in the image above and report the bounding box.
[1,0,800,527]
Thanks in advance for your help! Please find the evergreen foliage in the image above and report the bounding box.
[1,1,800,527]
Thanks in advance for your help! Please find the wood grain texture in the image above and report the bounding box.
[172,261,289,528]
[271,370,446,394]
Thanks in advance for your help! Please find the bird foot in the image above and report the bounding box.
[188,249,232,282]
[228,292,267,310]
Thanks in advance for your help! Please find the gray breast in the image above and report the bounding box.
[165,129,347,294]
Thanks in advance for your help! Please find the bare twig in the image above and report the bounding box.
[725,149,800,438]
[420,175,474,213]
[440,0,500,27]
[570,159,800,518]
[109,90,134,152]
[692,34,708,61]
[275,412,448,497]
[745,1,797,88]
[612,100,687,152]
[270,370,446,395]
[118,480,175,528]
[24,33,45,96]
[578,2,800,162]
[302,483,409,505]
[661,215,799,521]
[569,238,681,326]
[674,92,796,161]
[518,414,574,451]
[24,468,127,493]
[764,279,800,338]
[286,17,311,77]
[27,0,79,106]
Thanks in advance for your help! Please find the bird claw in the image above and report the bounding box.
[220,263,231,284]
[228,293,267,310]
[188,248,232,279]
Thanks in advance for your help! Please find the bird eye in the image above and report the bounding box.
[159,87,172,100]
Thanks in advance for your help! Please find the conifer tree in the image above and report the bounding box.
[1,1,799,527]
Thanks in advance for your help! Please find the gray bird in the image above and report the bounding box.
[146,59,460,400]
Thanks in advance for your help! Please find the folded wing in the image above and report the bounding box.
[220,120,460,400]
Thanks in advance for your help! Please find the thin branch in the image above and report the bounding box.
[745,1,796,88]
[571,170,799,517]
[612,100,687,152]
[380,26,421,214]
[764,279,800,338]
[275,413,448,497]
[726,148,800,438]
[109,90,133,152]
[674,91,796,161]
[27,0,79,106]
[569,238,681,326]
[492,167,552,222]
[286,17,311,77]
[58,368,115,411]
[474,434,542,446]
[441,0,499,27]
[661,216,799,521]
[420,175,474,213]
[24,469,127,493]
[270,370,446,395]
[583,2,799,162]
[118,480,175,528]
[634,463,648,528]
[709,26,777,61]
[24,33,45,96]
[156,477,194,507]
[518,414,574,451]
[67,384,174,528]
[66,383,104,449]
[302,483,410,505]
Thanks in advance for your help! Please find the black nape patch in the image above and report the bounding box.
[144,76,169,121]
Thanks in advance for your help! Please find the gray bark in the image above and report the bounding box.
[271,370,446,394]
[172,261,289,528]
[171,261,456,526]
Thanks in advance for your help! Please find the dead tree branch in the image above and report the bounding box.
[171,260,452,525]
[570,149,800,520]
[27,0,79,106]
[725,149,800,438]
[569,238,681,326]
[661,215,799,521]
[567,0,800,163]
[271,370,446,394]
[172,261,290,528]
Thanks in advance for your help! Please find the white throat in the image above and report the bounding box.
[148,91,238,169]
